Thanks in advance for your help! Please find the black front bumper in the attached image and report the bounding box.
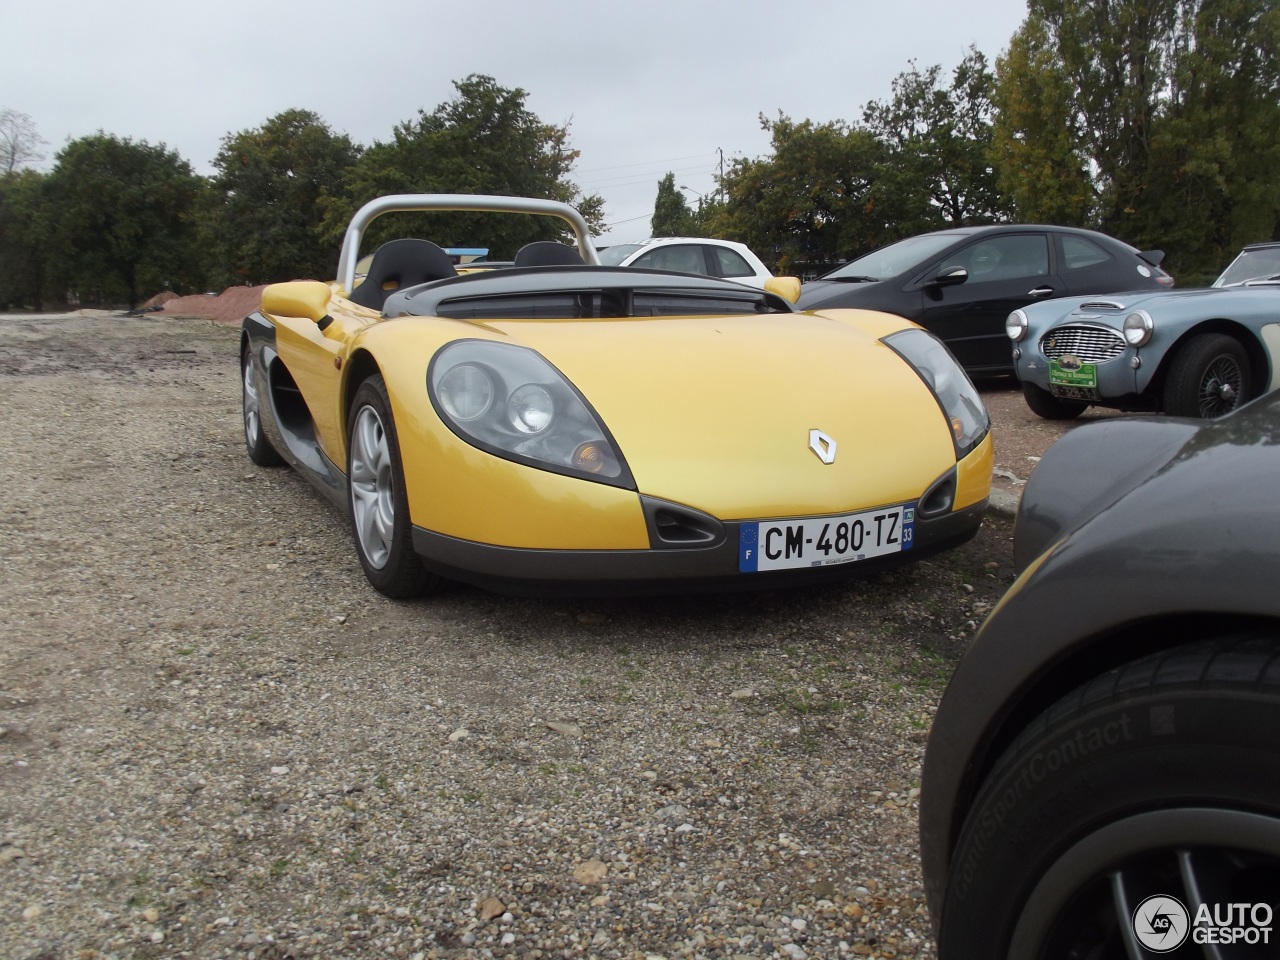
[411,498,988,597]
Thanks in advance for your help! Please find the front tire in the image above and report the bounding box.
[346,375,440,598]
[242,342,284,467]
[1021,381,1088,420]
[938,638,1280,959]
[1162,333,1251,418]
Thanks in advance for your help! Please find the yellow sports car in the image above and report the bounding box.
[241,195,993,597]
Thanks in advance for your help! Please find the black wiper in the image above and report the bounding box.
[826,275,878,283]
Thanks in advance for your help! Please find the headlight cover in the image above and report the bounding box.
[428,340,632,487]
[883,329,990,458]
[1123,309,1154,346]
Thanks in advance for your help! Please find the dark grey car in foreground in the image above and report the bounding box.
[921,393,1280,958]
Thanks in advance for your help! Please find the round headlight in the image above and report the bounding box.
[437,363,494,421]
[1123,310,1154,346]
[1006,309,1029,342]
[507,384,555,434]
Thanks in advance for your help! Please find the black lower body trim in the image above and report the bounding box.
[411,499,987,597]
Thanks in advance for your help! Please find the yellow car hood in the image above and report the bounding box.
[481,312,958,520]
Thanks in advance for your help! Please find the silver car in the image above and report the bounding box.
[1009,242,1280,419]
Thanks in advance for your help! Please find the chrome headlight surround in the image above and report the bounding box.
[1006,309,1029,342]
[883,329,990,458]
[428,340,633,488]
[1123,309,1154,346]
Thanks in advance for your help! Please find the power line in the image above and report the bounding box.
[576,152,716,175]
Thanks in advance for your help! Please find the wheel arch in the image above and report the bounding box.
[1149,318,1270,400]
[341,348,384,442]
[941,610,1280,867]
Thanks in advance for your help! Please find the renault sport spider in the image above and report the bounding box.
[240,195,993,597]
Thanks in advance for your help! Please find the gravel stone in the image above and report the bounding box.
[0,313,1085,959]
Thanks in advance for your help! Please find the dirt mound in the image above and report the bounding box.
[139,291,179,310]
[157,285,266,326]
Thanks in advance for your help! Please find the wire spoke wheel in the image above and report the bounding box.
[1163,334,1251,419]
[1198,354,1245,418]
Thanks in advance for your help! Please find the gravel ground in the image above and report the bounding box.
[0,313,1099,960]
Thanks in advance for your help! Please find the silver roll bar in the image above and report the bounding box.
[336,194,601,294]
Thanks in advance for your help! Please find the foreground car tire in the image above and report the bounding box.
[347,375,440,598]
[1162,333,1251,418]
[939,638,1280,959]
[1021,381,1087,420]
[242,344,284,467]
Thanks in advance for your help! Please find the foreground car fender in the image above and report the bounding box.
[920,395,1280,955]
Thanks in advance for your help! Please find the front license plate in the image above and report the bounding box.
[739,505,915,573]
[1049,382,1101,401]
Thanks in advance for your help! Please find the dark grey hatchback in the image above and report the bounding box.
[920,392,1280,957]
[797,226,1170,375]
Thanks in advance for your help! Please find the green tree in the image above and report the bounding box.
[992,0,1280,278]
[991,15,1097,225]
[651,173,693,236]
[1145,0,1280,279]
[325,75,603,259]
[44,133,205,308]
[712,113,886,273]
[208,109,361,286]
[0,169,49,309]
[861,49,1012,233]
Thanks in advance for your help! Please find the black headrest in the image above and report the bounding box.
[513,241,586,267]
[349,239,457,310]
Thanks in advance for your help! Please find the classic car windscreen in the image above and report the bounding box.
[1216,246,1280,286]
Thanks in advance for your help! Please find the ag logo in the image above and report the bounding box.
[808,429,836,464]
[1132,895,1190,952]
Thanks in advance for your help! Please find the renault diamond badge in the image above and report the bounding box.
[809,429,837,464]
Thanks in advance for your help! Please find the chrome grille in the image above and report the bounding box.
[1040,324,1127,363]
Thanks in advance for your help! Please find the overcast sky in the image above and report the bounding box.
[3,0,1030,244]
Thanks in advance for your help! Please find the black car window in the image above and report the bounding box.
[953,235,1049,281]
[827,233,962,280]
[710,245,754,278]
[1060,235,1112,269]
[633,245,710,276]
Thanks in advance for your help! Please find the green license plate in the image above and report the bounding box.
[1049,357,1098,389]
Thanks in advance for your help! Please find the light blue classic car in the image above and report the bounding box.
[1008,242,1280,419]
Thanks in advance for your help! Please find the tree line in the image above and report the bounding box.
[654,0,1279,283]
[3,0,1278,308]
[0,76,603,309]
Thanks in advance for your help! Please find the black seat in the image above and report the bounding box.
[349,239,456,310]
[513,241,586,267]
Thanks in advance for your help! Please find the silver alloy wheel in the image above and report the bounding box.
[242,359,261,445]
[349,404,395,570]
